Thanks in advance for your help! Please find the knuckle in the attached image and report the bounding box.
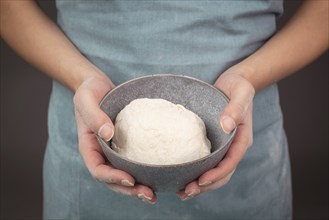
[233,102,246,114]
[229,103,246,122]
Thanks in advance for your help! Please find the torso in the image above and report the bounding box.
[43,1,292,219]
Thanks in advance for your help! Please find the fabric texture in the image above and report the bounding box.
[44,1,292,219]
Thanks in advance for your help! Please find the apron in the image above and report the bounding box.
[44,1,292,219]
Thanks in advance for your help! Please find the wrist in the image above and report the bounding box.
[69,64,113,92]
[224,55,271,92]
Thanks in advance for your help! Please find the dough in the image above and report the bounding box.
[111,98,211,165]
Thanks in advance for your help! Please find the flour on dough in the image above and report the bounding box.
[111,98,211,165]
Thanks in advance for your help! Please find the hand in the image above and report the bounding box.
[73,76,157,204]
[176,69,255,200]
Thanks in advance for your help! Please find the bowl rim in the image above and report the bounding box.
[97,74,237,168]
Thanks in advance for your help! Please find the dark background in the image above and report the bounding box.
[1,1,328,219]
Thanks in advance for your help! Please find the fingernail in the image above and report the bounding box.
[98,123,114,141]
[198,180,212,187]
[181,194,195,201]
[220,116,236,134]
[186,188,200,197]
[121,179,134,187]
[181,196,192,201]
[137,193,152,201]
[137,193,155,204]
[137,193,152,200]
[177,192,190,201]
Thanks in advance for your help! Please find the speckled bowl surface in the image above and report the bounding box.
[97,74,236,192]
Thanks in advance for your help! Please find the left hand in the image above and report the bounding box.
[176,69,255,200]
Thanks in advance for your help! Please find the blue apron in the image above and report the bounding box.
[44,1,292,219]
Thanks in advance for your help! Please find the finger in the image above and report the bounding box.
[184,181,201,198]
[79,136,135,186]
[217,75,255,134]
[176,191,189,201]
[107,184,157,204]
[76,110,135,186]
[198,107,252,186]
[177,170,235,201]
[74,82,114,141]
[199,169,235,192]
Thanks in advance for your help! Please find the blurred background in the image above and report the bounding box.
[1,0,328,219]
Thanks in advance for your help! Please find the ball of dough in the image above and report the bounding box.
[111,98,211,165]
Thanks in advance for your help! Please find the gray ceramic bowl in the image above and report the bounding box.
[97,74,236,192]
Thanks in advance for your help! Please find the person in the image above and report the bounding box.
[1,0,328,219]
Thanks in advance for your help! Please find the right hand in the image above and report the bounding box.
[73,75,157,204]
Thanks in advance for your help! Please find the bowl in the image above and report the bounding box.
[97,74,236,192]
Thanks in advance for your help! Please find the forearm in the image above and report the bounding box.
[1,0,111,92]
[231,0,328,92]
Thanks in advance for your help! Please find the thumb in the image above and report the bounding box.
[219,77,255,134]
[74,88,114,141]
